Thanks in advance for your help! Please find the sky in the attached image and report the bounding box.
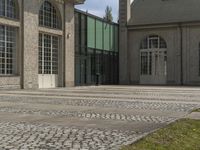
[75,0,119,22]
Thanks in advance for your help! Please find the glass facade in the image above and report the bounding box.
[75,10,119,85]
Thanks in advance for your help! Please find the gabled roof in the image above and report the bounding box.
[129,0,200,26]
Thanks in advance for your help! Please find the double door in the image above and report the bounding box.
[152,50,167,84]
[38,33,59,88]
[140,49,167,84]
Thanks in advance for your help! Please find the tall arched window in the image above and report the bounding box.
[140,35,167,50]
[38,1,61,88]
[140,35,167,76]
[39,0,61,29]
[0,0,18,19]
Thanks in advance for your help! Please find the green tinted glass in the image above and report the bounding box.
[110,25,114,51]
[114,25,119,52]
[87,17,95,48]
[104,23,110,51]
[96,20,103,49]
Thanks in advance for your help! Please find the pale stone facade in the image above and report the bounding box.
[119,0,200,85]
[0,0,84,89]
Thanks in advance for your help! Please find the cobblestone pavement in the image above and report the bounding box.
[0,86,200,150]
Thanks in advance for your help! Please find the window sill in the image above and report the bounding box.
[0,75,20,78]
[0,15,19,21]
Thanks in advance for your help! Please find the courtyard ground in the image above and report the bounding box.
[0,86,200,149]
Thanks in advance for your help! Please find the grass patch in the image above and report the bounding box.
[193,108,200,112]
[121,119,200,150]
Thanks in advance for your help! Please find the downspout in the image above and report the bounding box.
[179,23,183,85]
[21,0,24,89]
[63,1,66,87]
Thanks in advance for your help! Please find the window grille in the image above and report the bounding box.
[0,25,16,75]
[39,1,61,29]
[140,35,167,76]
[39,33,59,75]
[140,35,167,49]
[0,0,17,19]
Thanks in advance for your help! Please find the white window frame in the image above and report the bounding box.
[140,36,167,76]
[0,25,16,75]
[39,0,61,29]
[0,0,17,19]
[39,33,59,75]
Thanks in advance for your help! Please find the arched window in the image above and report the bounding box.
[0,0,18,19]
[39,1,61,29]
[140,35,167,76]
[140,35,167,49]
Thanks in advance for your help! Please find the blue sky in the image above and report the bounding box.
[75,0,119,22]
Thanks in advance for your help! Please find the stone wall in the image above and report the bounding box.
[0,77,21,89]
[182,24,200,85]
[128,26,181,85]
[119,0,130,84]
[23,0,39,89]
[65,3,75,87]
[127,23,200,85]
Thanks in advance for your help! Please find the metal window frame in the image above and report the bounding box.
[0,25,16,75]
[74,11,119,86]
[39,1,60,29]
[140,36,167,76]
[39,33,59,75]
[0,0,17,19]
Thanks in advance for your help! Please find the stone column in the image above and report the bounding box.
[119,0,130,84]
[64,2,75,86]
[22,0,39,89]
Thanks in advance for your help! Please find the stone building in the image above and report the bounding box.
[0,0,83,89]
[119,0,200,85]
[2,0,199,89]
[0,0,119,89]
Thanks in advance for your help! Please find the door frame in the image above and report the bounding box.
[38,33,59,88]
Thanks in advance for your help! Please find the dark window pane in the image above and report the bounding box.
[0,25,16,75]
[39,1,61,29]
[0,0,17,19]
[39,33,59,75]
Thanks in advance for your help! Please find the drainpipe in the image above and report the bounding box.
[179,23,183,85]
[21,0,24,89]
[63,1,66,87]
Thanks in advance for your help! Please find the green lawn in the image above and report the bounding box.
[121,119,200,150]
[193,108,200,112]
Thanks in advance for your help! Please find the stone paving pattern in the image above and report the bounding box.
[0,86,200,150]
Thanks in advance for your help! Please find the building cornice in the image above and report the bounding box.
[0,17,20,27]
[127,21,200,30]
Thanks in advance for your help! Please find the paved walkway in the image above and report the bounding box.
[0,86,200,150]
